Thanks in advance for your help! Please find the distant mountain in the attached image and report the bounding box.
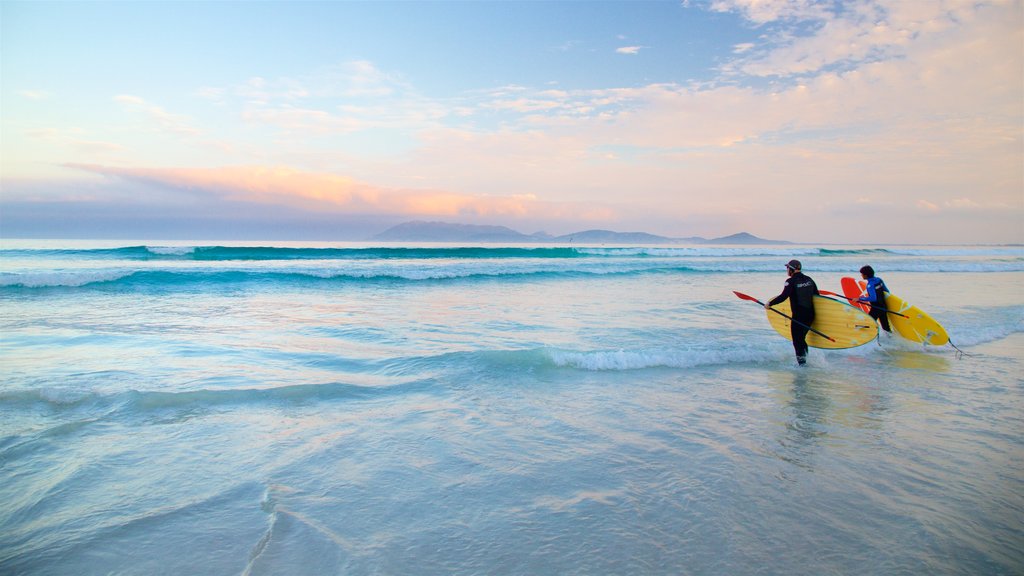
[371,221,789,245]
[372,221,535,242]
[550,229,674,244]
[707,232,790,245]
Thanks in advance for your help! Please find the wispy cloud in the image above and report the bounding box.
[25,128,125,155]
[19,90,51,100]
[64,164,616,223]
[211,61,446,136]
[230,60,409,102]
[917,197,994,212]
[616,46,643,55]
[115,95,202,136]
[714,1,1000,79]
[553,40,583,52]
[710,0,830,25]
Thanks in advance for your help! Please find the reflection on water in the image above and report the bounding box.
[885,350,951,373]
[768,369,893,476]
[769,371,831,473]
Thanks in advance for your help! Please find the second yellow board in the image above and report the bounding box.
[841,277,950,346]
[882,292,950,345]
[766,295,878,350]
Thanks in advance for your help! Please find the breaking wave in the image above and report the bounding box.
[3,244,1021,262]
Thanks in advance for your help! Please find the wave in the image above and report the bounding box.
[545,329,1024,372]
[3,311,1020,432]
[4,257,1023,289]
[546,345,781,370]
[0,345,772,420]
[0,266,702,289]
[818,248,893,255]
[0,380,438,422]
[1,245,589,261]
[939,306,1024,347]
[4,244,1022,293]
[6,244,1019,262]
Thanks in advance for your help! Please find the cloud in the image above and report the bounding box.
[211,61,448,136]
[616,46,643,55]
[62,164,615,223]
[115,95,202,136]
[19,90,51,100]
[710,0,829,25]
[196,87,226,102]
[553,40,583,52]
[241,107,366,134]
[915,197,996,213]
[945,198,983,210]
[230,60,408,103]
[24,128,125,155]
[713,1,1018,81]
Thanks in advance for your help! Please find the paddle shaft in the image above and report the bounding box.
[733,291,836,343]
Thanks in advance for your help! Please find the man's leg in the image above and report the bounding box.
[791,323,809,365]
[871,306,891,332]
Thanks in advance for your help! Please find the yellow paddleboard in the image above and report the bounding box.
[882,292,949,345]
[766,295,878,349]
[841,277,950,346]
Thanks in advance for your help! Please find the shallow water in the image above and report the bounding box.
[1,242,1022,575]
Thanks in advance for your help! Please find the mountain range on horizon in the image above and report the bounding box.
[371,221,790,245]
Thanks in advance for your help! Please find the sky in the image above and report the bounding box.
[1,0,1022,243]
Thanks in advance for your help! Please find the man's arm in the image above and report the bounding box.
[767,281,791,307]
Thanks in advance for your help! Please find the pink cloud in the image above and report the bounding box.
[64,164,614,222]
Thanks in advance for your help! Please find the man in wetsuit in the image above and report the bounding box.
[768,259,819,365]
[859,265,891,333]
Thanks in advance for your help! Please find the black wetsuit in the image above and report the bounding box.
[769,272,819,363]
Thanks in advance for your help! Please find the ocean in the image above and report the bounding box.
[1,240,1022,575]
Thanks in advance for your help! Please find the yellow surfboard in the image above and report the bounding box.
[882,292,949,345]
[841,277,950,346]
[766,295,878,349]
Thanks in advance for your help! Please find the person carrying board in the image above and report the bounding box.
[768,260,819,366]
[859,265,891,333]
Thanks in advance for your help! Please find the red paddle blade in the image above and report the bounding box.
[733,291,758,302]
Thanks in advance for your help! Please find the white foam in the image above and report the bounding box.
[145,246,196,256]
[0,269,134,288]
[38,387,97,405]
[576,247,823,258]
[886,247,1024,257]
[944,308,1024,347]
[547,344,781,371]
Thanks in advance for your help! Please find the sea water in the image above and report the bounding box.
[0,241,1022,575]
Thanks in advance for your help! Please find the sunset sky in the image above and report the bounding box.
[2,0,1021,243]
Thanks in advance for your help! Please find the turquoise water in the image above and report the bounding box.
[1,241,1022,575]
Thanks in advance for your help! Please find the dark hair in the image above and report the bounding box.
[860,265,875,278]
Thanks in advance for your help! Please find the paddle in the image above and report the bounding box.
[733,291,836,343]
[819,290,910,318]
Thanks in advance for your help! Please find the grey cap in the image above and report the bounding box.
[786,259,802,270]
